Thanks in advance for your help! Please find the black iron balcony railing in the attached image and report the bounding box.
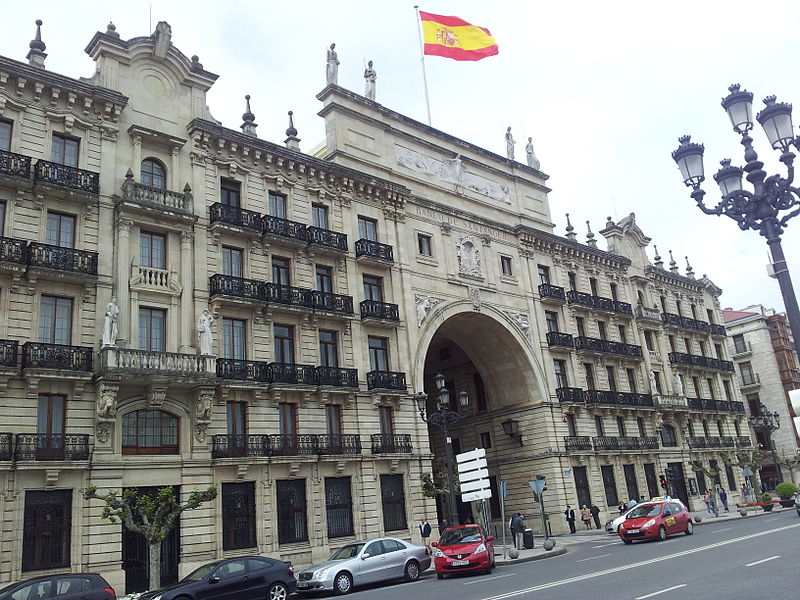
[0,236,28,265]
[216,358,270,382]
[355,239,394,263]
[317,434,363,455]
[591,295,634,316]
[34,159,99,194]
[14,433,90,461]
[736,435,752,447]
[307,226,348,252]
[311,290,354,315]
[567,290,594,308]
[267,362,317,385]
[209,274,268,301]
[269,434,325,456]
[564,436,592,452]
[367,370,406,391]
[27,243,98,275]
[266,283,313,308]
[371,433,412,454]
[0,149,32,179]
[668,352,735,372]
[0,339,19,368]
[0,432,12,460]
[211,432,362,458]
[574,336,643,359]
[538,283,566,302]
[585,389,654,408]
[211,434,271,458]
[262,215,308,243]
[687,436,722,449]
[686,397,745,413]
[556,387,584,403]
[640,436,660,450]
[720,436,736,448]
[209,203,263,233]
[591,436,659,451]
[546,331,574,349]
[22,342,92,372]
[710,323,727,337]
[661,312,712,334]
[360,299,400,321]
[316,366,359,388]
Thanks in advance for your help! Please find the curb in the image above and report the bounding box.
[495,545,568,566]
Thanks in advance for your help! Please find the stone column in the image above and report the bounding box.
[131,133,142,176]
[115,218,133,346]
[180,231,194,352]
[171,145,181,191]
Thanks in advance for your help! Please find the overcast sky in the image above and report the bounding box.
[5,0,800,313]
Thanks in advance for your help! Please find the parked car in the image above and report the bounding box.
[432,524,495,578]
[794,492,800,517]
[618,500,693,544]
[139,556,295,600]
[295,537,430,595]
[0,573,115,600]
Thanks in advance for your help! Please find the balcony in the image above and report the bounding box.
[22,342,92,372]
[216,359,270,382]
[34,159,99,195]
[593,436,657,451]
[720,436,736,448]
[635,305,662,322]
[556,387,584,403]
[209,274,268,303]
[120,175,193,218]
[710,323,727,337]
[652,394,689,410]
[262,215,308,245]
[668,352,735,372]
[564,436,592,452]
[687,436,722,449]
[367,370,406,391]
[355,239,394,264]
[14,433,90,461]
[592,295,633,316]
[736,436,752,447]
[27,243,98,277]
[211,434,271,458]
[307,226,348,253]
[266,283,313,309]
[208,203,262,234]
[316,366,359,388]
[567,290,594,308]
[267,363,318,386]
[661,312,712,334]
[97,347,216,378]
[538,283,566,303]
[360,300,400,323]
[0,432,12,460]
[265,433,363,456]
[371,433,412,454]
[686,397,745,413]
[0,149,32,180]
[546,331,574,349]
[574,336,643,359]
[0,339,19,369]
[585,389,654,408]
[311,290,354,315]
[0,237,28,272]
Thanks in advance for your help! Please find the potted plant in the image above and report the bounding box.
[761,492,774,511]
[775,482,799,508]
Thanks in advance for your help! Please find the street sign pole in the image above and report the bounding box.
[528,479,547,543]
[499,479,507,559]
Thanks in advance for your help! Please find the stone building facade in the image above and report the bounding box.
[0,19,752,593]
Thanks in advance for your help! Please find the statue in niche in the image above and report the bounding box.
[649,370,658,393]
[457,236,481,277]
[673,372,684,396]
[101,296,119,347]
[197,309,214,355]
[196,396,212,421]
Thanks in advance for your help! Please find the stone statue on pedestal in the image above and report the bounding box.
[101,296,119,347]
[326,43,339,85]
[364,60,376,100]
[198,309,214,355]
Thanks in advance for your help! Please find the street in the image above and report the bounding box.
[314,510,799,600]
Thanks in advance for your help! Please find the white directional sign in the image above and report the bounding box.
[461,489,492,502]
[457,448,492,502]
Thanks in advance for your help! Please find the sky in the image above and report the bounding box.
[4,0,800,314]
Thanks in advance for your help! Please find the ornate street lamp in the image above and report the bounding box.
[415,372,469,525]
[748,403,781,489]
[672,84,800,357]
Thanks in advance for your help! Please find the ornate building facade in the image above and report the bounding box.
[0,19,751,593]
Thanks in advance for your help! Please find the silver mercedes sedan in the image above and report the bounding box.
[295,537,431,595]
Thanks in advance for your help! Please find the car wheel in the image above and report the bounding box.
[404,560,420,582]
[656,526,666,542]
[685,521,694,535]
[622,539,633,545]
[334,572,353,595]
[437,573,444,580]
[267,583,288,600]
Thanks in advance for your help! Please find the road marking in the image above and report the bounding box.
[592,542,619,548]
[576,553,612,562]
[635,584,686,599]
[463,573,516,585]
[480,522,800,600]
[763,518,778,522]
[711,527,732,534]
[745,555,780,567]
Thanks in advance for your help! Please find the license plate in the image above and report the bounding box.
[626,529,639,534]
[451,560,469,566]
[297,582,309,588]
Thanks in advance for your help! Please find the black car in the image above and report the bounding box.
[795,492,800,517]
[0,573,115,600]
[141,556,295,600]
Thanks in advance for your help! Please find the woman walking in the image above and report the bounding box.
[580,505,593,530]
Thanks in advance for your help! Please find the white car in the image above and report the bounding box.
[606,498,686,534]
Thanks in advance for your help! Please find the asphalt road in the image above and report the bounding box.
[305,509,800,600]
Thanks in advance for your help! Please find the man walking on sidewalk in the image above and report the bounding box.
[419,517,432,550]
[589,503,601,529]
[510,513,526,550]
[564,505,576,533]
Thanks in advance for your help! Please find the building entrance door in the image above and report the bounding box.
[573,466,592,508]
[667,462,689,507]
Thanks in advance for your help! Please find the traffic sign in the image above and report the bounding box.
[500,480,508,499]
[528,479,546,496]
[456,448,486,463]
[457,448,491,501]
[461,489,492,502]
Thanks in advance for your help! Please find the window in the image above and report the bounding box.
[272,257,290,286]
[538,265,551,285]
[363,274,383,302]
[568,272,577,291]
[316,265,333,292]
[595,415,605,436]
[699,341,707,356]
[601,465,619,506]
[276,480,307,543]
[39,295,72,344]
[36,394,65,459]
[23,490,72,571]
[312,203,329,229]
[222,318,246,360]
[122,410,178,454]
[0,201,5,234]
[480,432,492,448]
[368,337,389,371]
[626,368,638,393]
[0,120,11,151]
[723,380,733,401]
[140,231,166,269]
[554,357,569,389]
[617,324,627,343]
[139,307,166,351]
[326,477,354,538]
[652,371,662,393]
[637,290,645,305]
[379,405,394,435]
[380,474,407,531]
[606,366,617,391]
[417,233,432,256]
[500,255,513,276]
[733,334,747,354]
[734,421,741,436]
[668,335,676,353]
[746,393,761,415]
[576,316,586,337]
[141,159,166,189]
[644,463,659,498]
[717,420,724,436]
[637,417,646,437]
[220,178,241,207]
[56,577,91,595]
[566,414,577,437]
[221,246,243,277]
[589,278,599,296]
[583,363,596,390]
[46,212,75,247]
[222,482,256,550]
[707,378,716,399]
[692,377,701,397]
[473,373,488,412]
[715,343,723,359]
[598,321,607,340]
[227,402,246,451]
[278,403,297,438]
[702,419,710,437]
[660,296,667,313]
[690,304,697,319]
[545,311,559,333]
[274,325,294,364]
[623,464,639,502]
[51,133,79,167]
[676,301,683,316]
[683,337,692,353]
[610,283,618,301]
[643,330,655,351]
[268,191,286,218]
[617,416,626,436]
[325,404,342,436]
[660,424,678,447]
[319,330,338,367]
[358,216,378,241]
[687,420,695,437]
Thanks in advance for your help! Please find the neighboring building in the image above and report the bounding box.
[0,19,749,592]
[723,306,800,487]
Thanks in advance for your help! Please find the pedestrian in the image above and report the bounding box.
[589,503,601,529]
[740,483,750,503]
[627,497,637,509]
[703,489,713,515]
[639,495,646,503]
[580,505,592,530]
[564,505,577,533]
[618,501,627,515]
[419,517,432,550]
[510,512,526,550]
[438,518,449,536]
[719,488,729,512]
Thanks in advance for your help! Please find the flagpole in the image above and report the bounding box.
[414,5,432,126]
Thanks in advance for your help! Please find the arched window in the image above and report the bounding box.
[141,158,166,189]
[122,409,178,454]
[660,424,678,447]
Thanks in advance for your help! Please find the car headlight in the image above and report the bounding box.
[474,544,486,554]
[433,548,445,558]
[313,568,330,579]
[643,518,656,528]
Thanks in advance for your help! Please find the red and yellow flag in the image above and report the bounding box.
[420,11,499,61]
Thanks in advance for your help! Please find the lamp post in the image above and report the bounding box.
[748,403,781,490]
[415,372,469,526]
[672,84,800,358]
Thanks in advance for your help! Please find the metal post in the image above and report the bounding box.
[539,492,549,541]
[442,420,460,526]
[499,483,507,560]
[767,231,800,357]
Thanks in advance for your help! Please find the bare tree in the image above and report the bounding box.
[690,460,722,517]
[773,448,800,483]
[719,448,771,499]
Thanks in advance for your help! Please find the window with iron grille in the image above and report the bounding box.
[141,159,166,189]
[276,479,307,543]
[380,474,407,531]
[0,120,11,151]
[51,133,79,167]
[325,478,354,538]
[122,410,178,454]
[601,465,619,506]
[23,490,71,571]
[222,482,256,550]
[220,178,241,207]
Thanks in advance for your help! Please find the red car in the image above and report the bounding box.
[432,524,495,578]
[618,500,694,544]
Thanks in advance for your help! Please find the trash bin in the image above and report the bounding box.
[523,528,534,549]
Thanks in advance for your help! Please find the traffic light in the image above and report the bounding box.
[659,474,667,489]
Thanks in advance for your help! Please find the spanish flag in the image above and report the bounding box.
[420,11,499,61]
